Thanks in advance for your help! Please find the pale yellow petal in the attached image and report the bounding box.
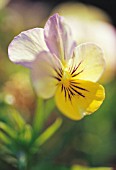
[70,43,105,82]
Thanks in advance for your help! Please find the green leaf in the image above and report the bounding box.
[19,124,32,144]
[23,124,32,142]
[0,121,16,138]
[9,109,25,130]
[33,118,62,151]
[0,131,11,144]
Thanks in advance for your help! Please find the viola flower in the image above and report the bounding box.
[8,14,105,120]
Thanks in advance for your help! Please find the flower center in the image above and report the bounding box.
[54,61,87,100]
[61,69,71,88]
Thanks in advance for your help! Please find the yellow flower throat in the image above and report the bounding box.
[61,69,71,88]
[54,62,87,100]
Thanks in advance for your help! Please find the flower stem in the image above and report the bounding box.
[33,97,45,134]
[18,152,28,170]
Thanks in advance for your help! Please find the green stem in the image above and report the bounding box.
[33,97,45,134]
[18,152,27,170]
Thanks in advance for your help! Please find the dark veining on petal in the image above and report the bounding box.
[70,86,85,97]
[64,86,67,99]
[67,88,72,101]
[60,81,88,102]
[70,83,89,92]
[54,68,62,78]
[53,67,63,82]
[72,70,84,77]
[54,60,89,101]
[71,61,82,75]
[53,76,61,81]
[61,84,63,92]
[68,87,75,96]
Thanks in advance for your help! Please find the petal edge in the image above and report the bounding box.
[8,28,48,68]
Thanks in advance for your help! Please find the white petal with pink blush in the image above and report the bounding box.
[8,28,48,67]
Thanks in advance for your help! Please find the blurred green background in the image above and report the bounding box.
[0,0,116,169]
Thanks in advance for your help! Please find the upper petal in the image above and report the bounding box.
[55,79,105,120]
[44,13,76,61]
[70,43,105,82]
[31,51,62,99]
[8,28,48,68]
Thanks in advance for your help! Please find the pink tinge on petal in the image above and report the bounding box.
[44,13,76,61]
[31,51,62,99]
[8,28,48,68]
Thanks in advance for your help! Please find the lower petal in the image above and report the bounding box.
[55,80,105,120]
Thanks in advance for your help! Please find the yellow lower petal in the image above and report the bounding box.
[55,80,105,120]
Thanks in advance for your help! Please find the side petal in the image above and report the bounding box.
[8,28,48,68]
[70,43,105,82]
[31,51,62,99]
[55,80,105,120]
[44,13,76,61]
